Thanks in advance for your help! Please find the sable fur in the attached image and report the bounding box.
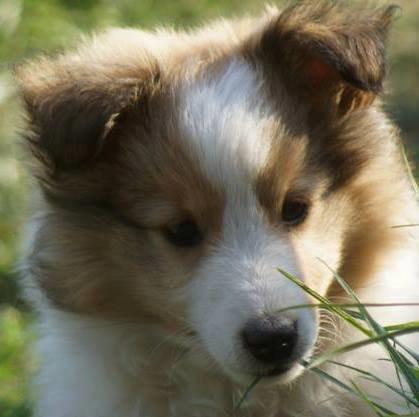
[17,2,419,417]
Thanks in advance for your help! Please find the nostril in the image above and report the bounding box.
[242,315,298,364]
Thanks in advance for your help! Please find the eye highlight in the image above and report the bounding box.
[281,196,310,226]
[163,220,204,248]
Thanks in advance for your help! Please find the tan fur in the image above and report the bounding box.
[17,2,418,417]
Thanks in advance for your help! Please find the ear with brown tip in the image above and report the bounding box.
[246,2,398,117]
[16,54,159,171]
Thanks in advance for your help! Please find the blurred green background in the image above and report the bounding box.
[0,1,417,415]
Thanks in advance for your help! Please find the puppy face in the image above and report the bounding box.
[177,61,350,380]
[19,2,413,383]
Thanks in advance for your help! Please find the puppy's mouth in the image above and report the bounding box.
[222,342,311,385]
[224,358,305,387]
[265,363,294,377]
[245,352,306,377]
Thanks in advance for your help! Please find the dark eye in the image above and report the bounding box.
[164,220,204,247]
[281,197,310,226]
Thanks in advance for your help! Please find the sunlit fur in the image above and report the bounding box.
[17,2,418,417]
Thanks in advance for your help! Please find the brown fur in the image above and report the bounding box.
[24,92,226,320]
[17,0,417,320]
[243,2,397,118]
[16,7,418,417]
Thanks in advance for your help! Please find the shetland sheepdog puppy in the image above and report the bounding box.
[17,2,418,416]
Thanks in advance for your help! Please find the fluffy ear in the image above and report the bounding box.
[16,47,159,170]
[246,2,398,117]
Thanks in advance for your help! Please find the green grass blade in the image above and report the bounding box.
[305,365,398,415]
[318,261,419,399]
[391,224,419,229]
[278,265,419,409]
[277,268,372,337]
[275,303,419,315]
[329,360,419,408]
[307,326,419,369]
[234,376,262,410]
[350,380,385,417]
[401,144,419,196]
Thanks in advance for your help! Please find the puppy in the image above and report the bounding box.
[17,2,419,416]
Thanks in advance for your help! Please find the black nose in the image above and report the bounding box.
[242,315,298,365]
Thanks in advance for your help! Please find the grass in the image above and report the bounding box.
[235,268,419,416]
[0,0,418,416]
[0,307,34,417]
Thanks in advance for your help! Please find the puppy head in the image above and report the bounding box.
[18,3,413,382]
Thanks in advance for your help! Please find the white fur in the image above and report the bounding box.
[180,60,317,380]
[180,60,274,188]
[31,248,419,417]
[187,210,317,381]
[26,51,419,417]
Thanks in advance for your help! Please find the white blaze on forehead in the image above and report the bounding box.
[179,61,318,376]
[179,59,277,190]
